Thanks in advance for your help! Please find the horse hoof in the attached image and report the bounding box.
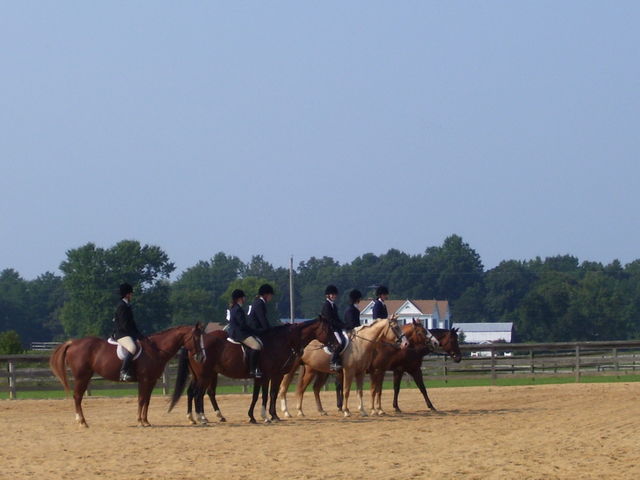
[284,411,292,419]
[360,412,369,417]
[219,417,227,423]
[188,418,197,425]
[319,411,328,416]
[249,418,257,424]
[296,411,305,417]
[394,408,402,413]
[264,418,272,424]
[377,410,385,416]
[343,411,351,418]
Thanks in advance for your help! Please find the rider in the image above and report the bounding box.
[247,283,275,335]
[343,289,362,332]
[112,282,144,382]
[227,289,262,378]
[372,285,389,320]
[321,285,346,371]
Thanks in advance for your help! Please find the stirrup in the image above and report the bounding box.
[120,372,132,382]
[254,369,263,379]
[330,362,343,371]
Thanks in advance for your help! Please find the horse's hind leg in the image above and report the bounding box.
[369,370,384,416]
[278,359,301,418]
[208,374,226,422]
[269,375,283,422]
[295,367,316,417]
[73,372,92,427]
[312,372,329,416]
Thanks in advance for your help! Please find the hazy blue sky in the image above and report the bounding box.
[1,2,639,279]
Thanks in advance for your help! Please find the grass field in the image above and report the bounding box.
[2,373,639,400]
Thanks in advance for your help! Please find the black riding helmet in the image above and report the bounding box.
[258,284,275,296]
[324,285,338,296]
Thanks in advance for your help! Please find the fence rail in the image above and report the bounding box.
[2,339,640,399]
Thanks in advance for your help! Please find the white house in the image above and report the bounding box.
[453,322,514,343]
[358,299,451,329]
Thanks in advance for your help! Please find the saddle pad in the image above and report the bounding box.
[107,337,143,360]
[322,330,350,355]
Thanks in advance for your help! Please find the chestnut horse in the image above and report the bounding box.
[278,317,407,418]
[369,323,462,415]
[50,324,203,427]
[168,316,336,424]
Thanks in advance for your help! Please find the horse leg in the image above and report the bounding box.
[208,374,226,422]
[72,372,92,428]
[248,378,261,424]
[356,371,368,417]
[186,381,197,425]
[410,368,437,411]
[195,384,209,425]
[312,372,329,416]
[269,375,283,422]
[260,379,271,423]
[392,369,404,413]
[341,370,354,417]
[369,370,384,416]
[295,366,316,417]
[278,369,295,418]
[334,373,343,411]
[138,381,155,427]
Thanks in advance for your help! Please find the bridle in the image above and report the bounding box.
[353,318,408,349]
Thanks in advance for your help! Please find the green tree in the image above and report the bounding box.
[170,252,243,325]
[0,330,23,354]
[59,240,174,337]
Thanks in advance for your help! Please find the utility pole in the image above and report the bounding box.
[289,255,294,323]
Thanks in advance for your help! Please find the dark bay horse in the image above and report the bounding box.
[169,316,335,424]
[368,322,462,414]
[50,324,204,427]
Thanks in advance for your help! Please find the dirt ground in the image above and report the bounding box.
[1,382,639,480]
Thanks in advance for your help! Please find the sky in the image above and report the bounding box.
[1,2,639,279]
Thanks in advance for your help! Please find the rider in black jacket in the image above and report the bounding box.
[227,289,263,378]
[112,283,143,381]
[322,285,346,371]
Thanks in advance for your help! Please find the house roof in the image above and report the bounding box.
[358,299,450,317]
[453,322,513,332]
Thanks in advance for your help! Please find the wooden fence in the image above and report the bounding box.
[2,339,640,399]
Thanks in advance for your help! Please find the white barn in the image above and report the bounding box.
[358,299,451,329]
[453,322,514,343]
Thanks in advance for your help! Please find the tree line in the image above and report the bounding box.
[1,234,639,350]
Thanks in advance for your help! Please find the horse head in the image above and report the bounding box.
[188,323,205,364]
[386,316,409,349]
[436,327,462,363]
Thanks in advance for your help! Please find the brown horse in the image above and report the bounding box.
[50,324,204,427]
[278,317,407,418]
[368,322,462,415]
[169,316,336,424]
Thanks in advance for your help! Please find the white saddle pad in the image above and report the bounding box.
[322,330,350,355]
[107,338,142,360]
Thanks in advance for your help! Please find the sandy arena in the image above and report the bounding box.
[1,382,639,480]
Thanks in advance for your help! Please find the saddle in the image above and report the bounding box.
[107,337,143,360]
[322,330,350,355]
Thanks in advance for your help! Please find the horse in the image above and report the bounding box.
[278,317,408,418]
[168,316,336,424]
[369,322,462,415]
[49,324,204,427]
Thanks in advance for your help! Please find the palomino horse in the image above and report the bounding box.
[278,317,408,418]
[50,325,204,427]
[169,316,336,424]
[369,322,462,415]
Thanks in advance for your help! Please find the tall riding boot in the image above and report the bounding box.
[330,350,343,371]
[120,351,133,382]
[248,349,262,379]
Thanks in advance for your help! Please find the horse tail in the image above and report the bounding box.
[168,347,190,412]
[49,340,73,393]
